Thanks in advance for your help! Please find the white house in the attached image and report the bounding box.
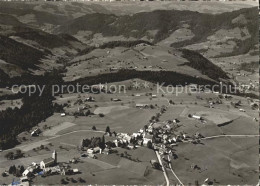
[192,115,202,120]
[143,134,153,146]
[31,128,41,136]
[73,169,79,173]
[136,103,149,108]
[173,119,180,123]
[22,170,30,177]
[93,147,102,154]
[132,133,141,138]
[87,149,94,154]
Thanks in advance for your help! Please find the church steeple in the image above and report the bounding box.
[52,150,57,163]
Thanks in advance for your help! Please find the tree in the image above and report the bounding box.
[5,152,14,160]
[15,168,21,177]
[98,113,105,117]
[20,166,25,174]
[61,179,68,184]
[147,141,153,149]
[40,145,45,150]
[105,126,110,134]
[78,177,86,183]
[16,149,23,158]
[99,135,106,150]
[92,126,96,130]
[8,165,16,175]
[70,178,77,183]
[2,172,7,177]
[153,162,161,170]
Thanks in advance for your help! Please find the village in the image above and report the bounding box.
[0,81,258,185]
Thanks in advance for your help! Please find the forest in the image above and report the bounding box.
[0,70,63,149]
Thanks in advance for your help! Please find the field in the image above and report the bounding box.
[171,137,258,185]
[63,45,210,82]
[0,99,22,111]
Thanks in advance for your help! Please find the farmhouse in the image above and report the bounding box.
[88,154,97,159]
[87,149,94,154]
[192,115,202,120]
[136,103,149,108]
[173,119,180,123]
[110,67,118,71]
[143,134,153,146]
[132,133,141,138]
[147,126,153,133]
[103,148,111,155]
[93,147,102,154]
[112,98,121,102]
[22,169,34,177]
[85,97,95,102]
[189,84,198,91]
[31,128,41,136]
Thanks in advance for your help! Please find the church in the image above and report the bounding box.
[40,150,57,169]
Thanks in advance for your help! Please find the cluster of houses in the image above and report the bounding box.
[80,117,205,162]
[12,150,80,185]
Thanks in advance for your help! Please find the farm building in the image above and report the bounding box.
[112,98,121,102]
[93,147,102,154]
[173,119,180,123]
[192,115,202,120]
[31,128,41,136]
[136,103,149,108]
[87,149,94,154]
[85,97,95,102]
[22,169,34,177]
[88,154,97,159]
[143,134,153,146]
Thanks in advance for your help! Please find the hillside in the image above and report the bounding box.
[13,30,73,49]
[0,14,24,27]
[0,35,46,70]
[56,7,258,47]
[180,49,229,80]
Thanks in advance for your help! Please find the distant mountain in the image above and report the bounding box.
[0,3,257,83]
[56,7,258,46]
